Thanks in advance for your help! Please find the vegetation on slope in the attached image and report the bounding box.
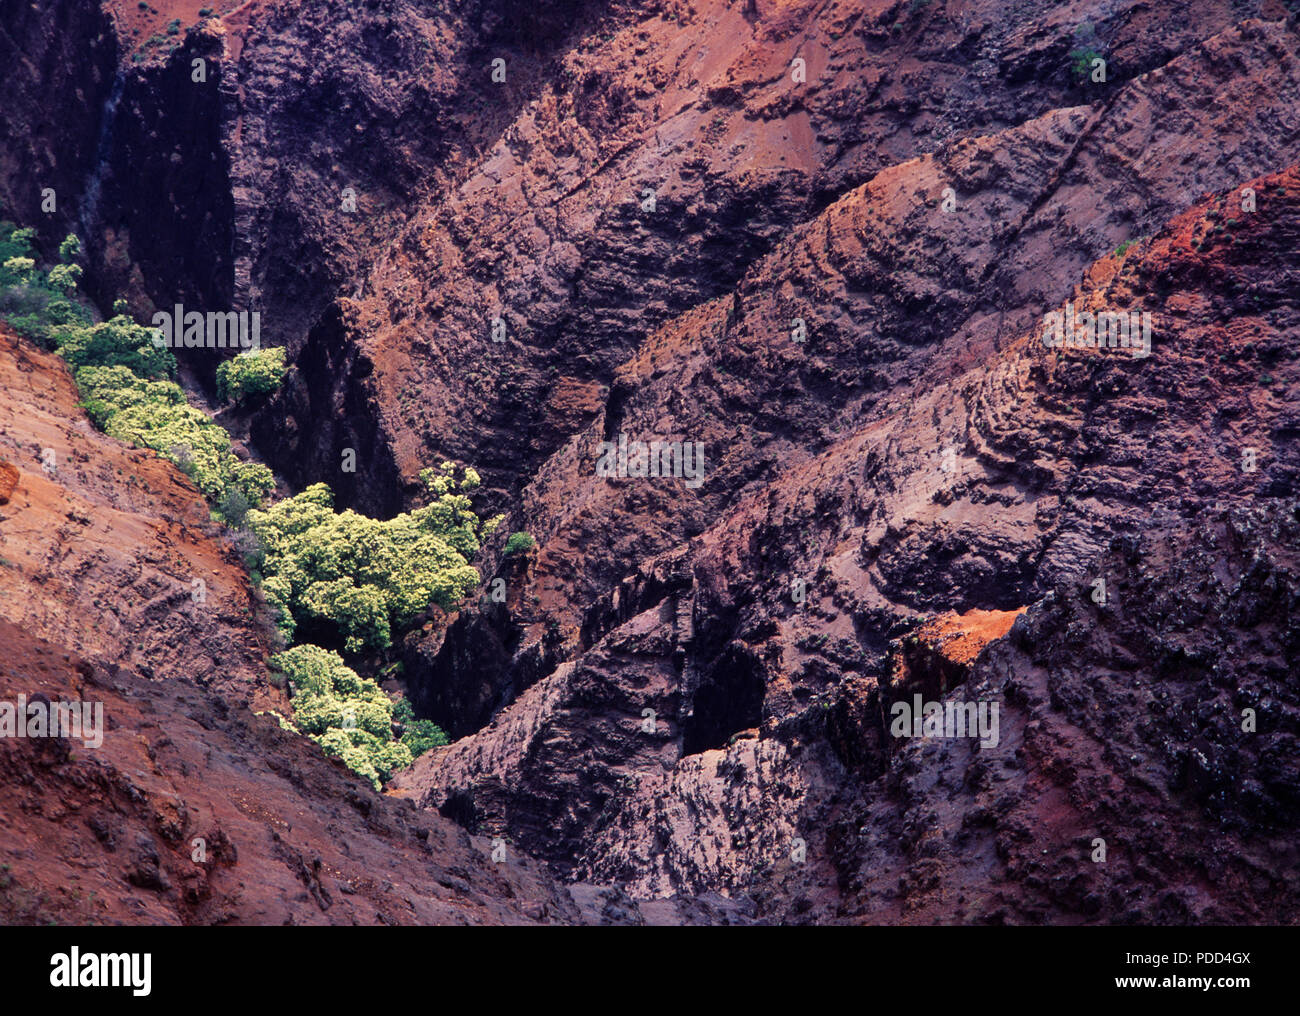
[217,346,288,404]
[248,465,498,654]
[0,221,474,788]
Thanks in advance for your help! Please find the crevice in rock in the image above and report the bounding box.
[681,642,765,756]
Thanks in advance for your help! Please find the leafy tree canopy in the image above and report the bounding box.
[249,464,502,653]
[216,346,287,404]
[271,645,431,788]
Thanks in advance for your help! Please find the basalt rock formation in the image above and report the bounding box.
[0,0,1297,924]
[394,156,1300,920]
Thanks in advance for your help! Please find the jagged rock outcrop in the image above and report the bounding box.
[257,0,1265,512]
[398,165,1300,920]
[392,14,1300,793]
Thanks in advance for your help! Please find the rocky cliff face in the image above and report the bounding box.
[0,0,119,254]
[0,0,1297,924]
[396,168,1300,920]
[247,0,1272,511]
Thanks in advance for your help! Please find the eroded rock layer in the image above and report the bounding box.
[0,0,1296,924]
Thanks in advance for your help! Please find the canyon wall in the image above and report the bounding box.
[0,0,1296,923]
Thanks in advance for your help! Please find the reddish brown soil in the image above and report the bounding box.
[104,0,261,61]
[0,619,577,925]
[0,328,273,708]
[0,461,17,505]
[914,609,1026,668]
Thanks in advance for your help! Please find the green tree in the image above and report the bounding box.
[215,346,288,403]
[392,698,449,756]
[271,645,418,789]
[504,531,536,555]
[46,263,83,293]
[58,234,81,263]
[54,314,176,379]
[2,256,34,282]
[248,465,501,653]
[74,364,273,514]
[1,225,92,348]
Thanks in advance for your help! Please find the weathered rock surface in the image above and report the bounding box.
[0,327,271,708]
[1,0,1298,924]
[251,0,1277,514]
[398,166,1300,920]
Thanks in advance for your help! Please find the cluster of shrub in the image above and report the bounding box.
[1,223,280,524]
[246,465,498,786]
[0,222,523,789]
[269,646,448,790]
[248,465,498,654]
